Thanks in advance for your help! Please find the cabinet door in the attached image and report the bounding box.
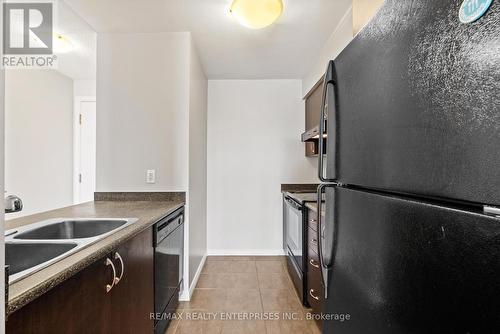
[110,228,154,334]
[305,79,324,130]
[307,244,324,330]
[7,255,113,334]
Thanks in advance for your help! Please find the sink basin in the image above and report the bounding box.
[6,242,78,276]
[13,219,128,240]
[5,217,137,282]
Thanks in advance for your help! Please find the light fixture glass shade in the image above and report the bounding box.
[230,0,283,29]
[54,34,74,53]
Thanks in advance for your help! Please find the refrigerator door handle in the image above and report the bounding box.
[317,183,335,299]
[318,80,336,183]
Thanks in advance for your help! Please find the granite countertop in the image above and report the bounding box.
[5,199,184,316]
[281,184,318,193]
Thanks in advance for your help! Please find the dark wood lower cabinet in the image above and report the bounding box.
[307,246,324,316]
[7,256,112,333]
[110,228,154,333]
[306,208,325,332]
[308,208,318,232]
[7,228,154,334]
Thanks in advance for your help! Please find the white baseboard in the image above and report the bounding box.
[207,249,285,256]
[179,289,189,301]
[179,254,207,302]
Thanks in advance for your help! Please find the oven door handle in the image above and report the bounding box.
[285,197,302,211]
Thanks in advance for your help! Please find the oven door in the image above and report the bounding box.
[284,196,303,271]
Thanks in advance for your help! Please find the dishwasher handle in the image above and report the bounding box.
[155,213,184,245]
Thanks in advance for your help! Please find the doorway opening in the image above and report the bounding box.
[73,96,96,204]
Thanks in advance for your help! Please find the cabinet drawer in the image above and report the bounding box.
[308,209,318,231]
[307,241,320,277]
[307,247,324,328]
[308,226,319,255]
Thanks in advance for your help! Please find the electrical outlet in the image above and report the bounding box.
[146,169,156,184]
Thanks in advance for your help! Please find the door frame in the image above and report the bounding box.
[73,96,97,204]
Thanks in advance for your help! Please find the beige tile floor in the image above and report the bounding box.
[165,256,321,334]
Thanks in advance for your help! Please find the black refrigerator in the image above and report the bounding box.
[317,0,500,333]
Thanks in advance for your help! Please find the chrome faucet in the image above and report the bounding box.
[5,195,23,214]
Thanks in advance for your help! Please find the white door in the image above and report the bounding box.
[76,100,96,203]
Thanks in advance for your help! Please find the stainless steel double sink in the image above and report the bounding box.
[5,218,138,283]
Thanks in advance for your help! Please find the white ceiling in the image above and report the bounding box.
[55,1,96,80]
[63,0,352,79]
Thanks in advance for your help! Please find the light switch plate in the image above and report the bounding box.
[146,169,156,184]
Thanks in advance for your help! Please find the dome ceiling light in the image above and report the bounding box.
[54,34,74,53]
[230,0,284,29]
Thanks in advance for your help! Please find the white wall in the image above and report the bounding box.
[187,40,208,288]
[5,70,74,219]
[74,79,96,97]
[353,0,385,36]
[96,32,191,192]
[97,32,208,299]
[302,7,354,96]
[207,80,317,255]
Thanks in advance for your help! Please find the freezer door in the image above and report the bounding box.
[329,0,500,205]
[323,187,500,334]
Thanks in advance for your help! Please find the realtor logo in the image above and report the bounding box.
[2,1,56,68]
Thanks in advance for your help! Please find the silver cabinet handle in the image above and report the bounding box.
[309,289,320,301]
[114,252,125,284]
[310,259,320,269]
[309,219,317,223]
[105,258,117,293]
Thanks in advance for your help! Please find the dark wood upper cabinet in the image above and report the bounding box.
[7,228,155,334]
[305,79,324,131]
[303,78,325,157]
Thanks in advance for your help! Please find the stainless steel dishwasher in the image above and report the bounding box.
[154,206,184,334]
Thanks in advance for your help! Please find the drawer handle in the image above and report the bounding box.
[309,219,317,223]
[105,258,117,293]
[309,289,320,301]
[310,259,320,269]
[114,252,125,284]
[311,238,317,245]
